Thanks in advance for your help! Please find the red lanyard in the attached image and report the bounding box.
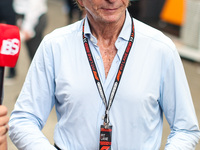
[82,18,135,127]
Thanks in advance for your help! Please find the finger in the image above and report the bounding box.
[0,125,9,136]
[0,134,7,145]
[0,115,9,126]
[0,106,8,116]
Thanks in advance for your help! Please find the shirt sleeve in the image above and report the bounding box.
[160,46,200,149]
[9,38,56,149]
[9,112,57,150]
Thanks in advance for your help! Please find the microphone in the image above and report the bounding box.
[0,24,21,104]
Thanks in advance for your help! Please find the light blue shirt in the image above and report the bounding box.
[9,11,200,150]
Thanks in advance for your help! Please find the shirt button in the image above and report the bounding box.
[96,56,100,60]
[90,38,94,42]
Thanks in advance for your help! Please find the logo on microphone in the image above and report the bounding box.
[0,38,20,55]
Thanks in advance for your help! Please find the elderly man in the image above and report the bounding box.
[9,0,200,149]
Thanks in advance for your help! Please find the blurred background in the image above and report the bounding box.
[1,0,200,149]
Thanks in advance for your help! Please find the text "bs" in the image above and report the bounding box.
[1,39,20,55]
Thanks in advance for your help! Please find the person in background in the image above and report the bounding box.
[9,0,200,149]
[6,0,48,79]
[13,0,48,60]
[0,105,9,150]
[0,0,15,25]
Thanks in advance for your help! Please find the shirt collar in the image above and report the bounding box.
[84,16,92,38]
[83,9,132,41]
[118,9,132,41]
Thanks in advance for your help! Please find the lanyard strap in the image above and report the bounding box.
[82,18,135,126]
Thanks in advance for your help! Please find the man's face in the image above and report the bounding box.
[78,0,129,24]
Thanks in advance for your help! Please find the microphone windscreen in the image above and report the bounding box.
[0,24,21,67]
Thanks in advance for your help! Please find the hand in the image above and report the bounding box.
[20,30,33,41]
[0,105,9,145]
